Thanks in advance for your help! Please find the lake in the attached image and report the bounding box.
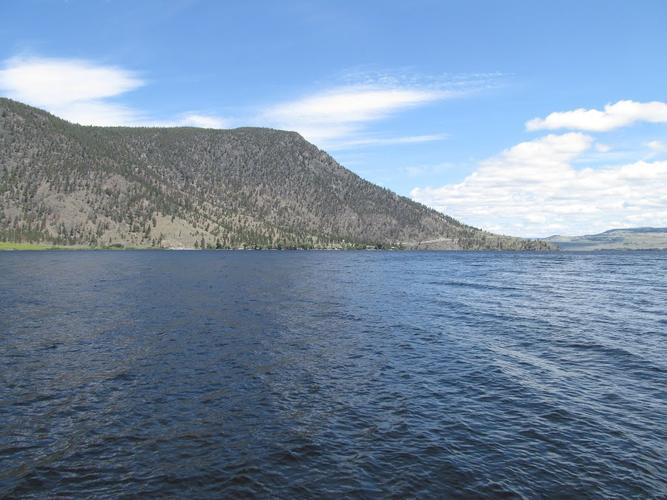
[1,251,666,498]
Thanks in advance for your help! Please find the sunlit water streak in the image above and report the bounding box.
[1,251,666,498]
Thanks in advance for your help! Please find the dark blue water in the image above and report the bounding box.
[1,251,666,498]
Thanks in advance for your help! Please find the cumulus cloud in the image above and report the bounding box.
[411,133,667,237]
[261,85,454,145]
[0,56,230,128]
[526,100,667,132]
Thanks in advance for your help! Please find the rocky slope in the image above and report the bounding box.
[0,98,551,250]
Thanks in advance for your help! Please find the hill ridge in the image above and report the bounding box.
[544,227,667,250]
[0,97,551,250]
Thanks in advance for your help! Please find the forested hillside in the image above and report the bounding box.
[0,98,551,250]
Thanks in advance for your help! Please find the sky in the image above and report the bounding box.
[1,0,667,237]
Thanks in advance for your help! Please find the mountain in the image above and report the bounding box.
[0,98,551,250]
[544,227,667,251]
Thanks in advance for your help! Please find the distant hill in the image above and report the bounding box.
[544,228,667,251]
[0,97,551,250]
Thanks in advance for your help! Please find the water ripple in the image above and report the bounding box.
[1,250,666,498]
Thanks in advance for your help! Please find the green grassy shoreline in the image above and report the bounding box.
[0,242,144,251]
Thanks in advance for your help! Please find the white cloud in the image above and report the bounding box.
[647,140,666,152]
[0,56,145,125]
[0,56,483,142]
[177,113,230,129]
[0,56,230,129]
[326,133,447,150]
[411,133,667,237]
[0,56,143,107]
[260,85,454,145]
[526,100,667,132]
[49,100,145,127]
[0,56,458,139]
[595,143,612,153]
[140,113,232,129]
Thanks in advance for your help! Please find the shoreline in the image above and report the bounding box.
[0,242,557,252]
[2,242,666,252]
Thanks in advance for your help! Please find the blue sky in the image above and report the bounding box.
[2,0,667,236]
